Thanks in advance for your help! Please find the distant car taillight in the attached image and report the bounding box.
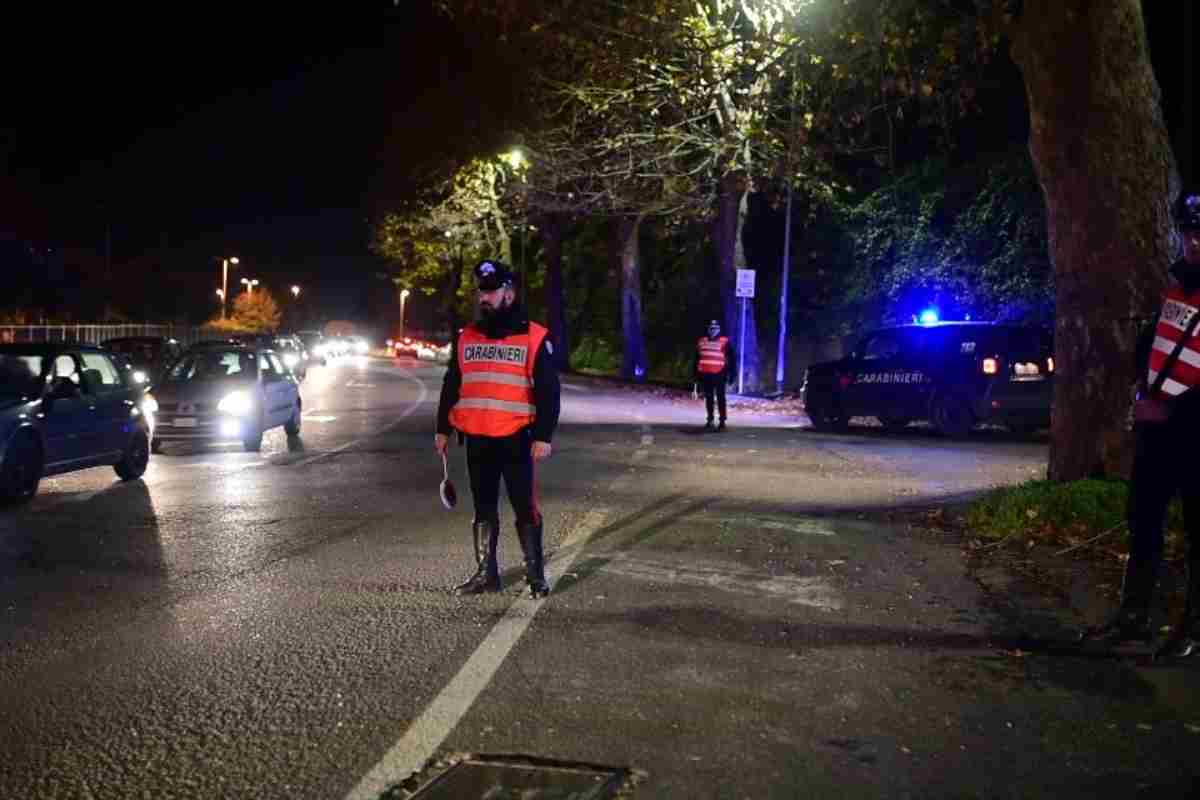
[982,357,999,375]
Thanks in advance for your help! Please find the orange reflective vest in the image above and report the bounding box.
[1148,285,1200,399]
[697,336,729,374]
[449,322,549,437]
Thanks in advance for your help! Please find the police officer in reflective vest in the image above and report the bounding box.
[435,259,561,598]
[694,319,735,431]
[1083,187,1200,657]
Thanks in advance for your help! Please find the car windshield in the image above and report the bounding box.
[0,353,46,407]
[163,350,256,383]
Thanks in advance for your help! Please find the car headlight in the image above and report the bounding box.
[355,341,369,354]
[132,370,148,384]
[141,394,159,415]
[283,353,300,368]
[217,390,254,416]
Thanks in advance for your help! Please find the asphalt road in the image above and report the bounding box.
[2,356,1198,798]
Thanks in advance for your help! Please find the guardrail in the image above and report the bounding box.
[0,324,213,346]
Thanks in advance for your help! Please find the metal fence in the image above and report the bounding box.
[0,324,214,347]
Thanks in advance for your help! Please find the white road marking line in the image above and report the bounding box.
[302,414,338,422]
[344,508,611,800]
[295,372,429,468]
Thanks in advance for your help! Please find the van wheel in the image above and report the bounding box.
[243,415,264,452]
[1,433,42,505]
[808,404,849,432]
[114,430,150,480]
[931,393,974,438]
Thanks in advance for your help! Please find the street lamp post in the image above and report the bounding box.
[220,256,239,319]
[240,277,259,295]
[399,289,411,341]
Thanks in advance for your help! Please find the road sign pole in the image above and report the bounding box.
[738,296,746,395]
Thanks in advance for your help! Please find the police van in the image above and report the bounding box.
[800,321,1053,436]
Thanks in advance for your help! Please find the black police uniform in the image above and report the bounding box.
[1084,188,1200,657]
[436,260,561,598]
[694,323,736,431]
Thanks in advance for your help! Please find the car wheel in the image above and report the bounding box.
[878,415,911,432]
[284,403,302,437]
[0,433,42,505]
[931,392,974,438]
[807,403,849,432]
[114,430,150,481]
[243,415,264,452]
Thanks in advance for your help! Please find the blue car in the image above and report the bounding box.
[0,343,154,504]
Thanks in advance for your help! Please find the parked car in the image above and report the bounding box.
[271,335,309,381]
[296,331,327,366]
[148,343,302,452]
[101,336,183,384]
[0,343,153,504]
[800,321,1054,437]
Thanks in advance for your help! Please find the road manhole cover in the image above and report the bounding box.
[408,754,628,799]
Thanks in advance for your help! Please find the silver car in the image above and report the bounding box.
[148,345,302,452]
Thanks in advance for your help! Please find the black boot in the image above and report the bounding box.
[705,419,715,431]
[516,521,550,598]
[454,520,501,595]
[1157,562,1200,660]
[1079,608,1153,650]
[717,419,726,432]
[1080,559,1155,650]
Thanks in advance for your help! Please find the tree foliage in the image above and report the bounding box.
[210,290,281,333]
[847,148,1052,325]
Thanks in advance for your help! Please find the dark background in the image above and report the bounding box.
[0,2,1192,330]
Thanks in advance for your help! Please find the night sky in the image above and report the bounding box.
[1,2,1192,328]
[1,3,522,328]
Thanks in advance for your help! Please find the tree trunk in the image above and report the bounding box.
[617,214,648,381]
[715,174,743,353]
[445,250,465,349]
[1010,0,1178,480]
[541,214,570,370]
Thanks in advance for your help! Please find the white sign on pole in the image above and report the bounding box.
[736,269,756,299]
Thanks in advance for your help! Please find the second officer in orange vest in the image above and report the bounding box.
[435,259,561,598]
[694,319,735,431]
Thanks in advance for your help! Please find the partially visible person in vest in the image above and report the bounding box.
[694,319,736,431]
[435,259,561,598]
[1081,186,1200,658]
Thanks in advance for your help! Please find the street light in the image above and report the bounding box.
[291,285,301,298]
[399,288,411,341]
[220,256,239,319]
[240,277,259,294]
